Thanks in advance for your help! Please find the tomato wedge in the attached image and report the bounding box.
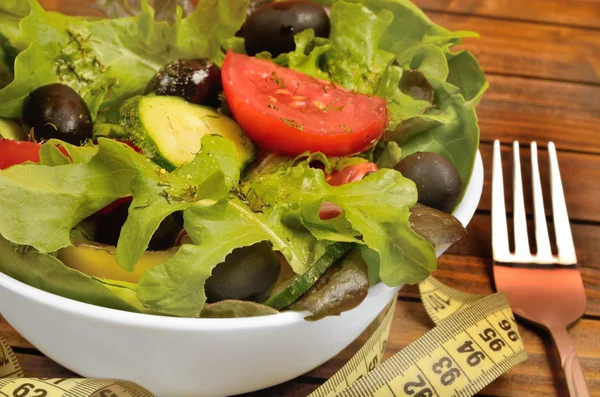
[222,51,388,156]
[0,140,43,169]
[326,162,379,186]
[319,162,379,220]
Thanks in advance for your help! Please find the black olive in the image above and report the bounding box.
[22,83,93,145]
[244,0,330,57]
[399,70,435,104]
[145,59,222,108]
[236,0,275,37]
[205,242,281,303]
[94,202,182,251]
[247,0,275,17]
[395,152,463,213]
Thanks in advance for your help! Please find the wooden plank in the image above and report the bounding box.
[427,12,600,85]
[477,75,600,155]
[477,142,600,223]
[0,317,33,350]
[412,0,600,29]
[14,353,78,378]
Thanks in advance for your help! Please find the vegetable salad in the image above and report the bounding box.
[0,0,486,320]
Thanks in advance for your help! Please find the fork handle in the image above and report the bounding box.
[549,326,591,397]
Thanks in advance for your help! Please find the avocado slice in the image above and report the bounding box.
[58,241,179,283]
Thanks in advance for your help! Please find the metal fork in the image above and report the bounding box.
[491,140,591,397]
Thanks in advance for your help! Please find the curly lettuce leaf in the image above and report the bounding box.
[270,29,330,81]
[0,138,137,253]
[137,161,436,316]
[115,136,237,271]
[0,0,248,119]
[137,198,273,316]
[243,162,437,285]
[324,1,395,93]
[0,1,30,87]
[0,235,141,312]
[375,141,402,169]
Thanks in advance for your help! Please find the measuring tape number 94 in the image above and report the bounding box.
[1,277,527,397]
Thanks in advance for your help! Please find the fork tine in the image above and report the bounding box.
[548,142,577,265]
[530,142,554,263]
[512,142,531,258]
[492,140,511,261]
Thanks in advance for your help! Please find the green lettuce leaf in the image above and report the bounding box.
[38,144,71,166]
[0,138,137,253]
[395,78,480,184]
[324,1,395,93]
[0,235,141,312]
[137,198,272,316]
[375,141,402,169]
[115,135,237,271]
[0,0,248,119]
[137,161,436,316]
[243,162,437,285]
[445,50,489,107]
[270,29,330,81]
[0,1,30,87]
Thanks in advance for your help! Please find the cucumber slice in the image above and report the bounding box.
[120,96,255,170]
[264,242,352,310]
[0,118,25,140]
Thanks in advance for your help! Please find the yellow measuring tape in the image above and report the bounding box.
[0,277,526,397]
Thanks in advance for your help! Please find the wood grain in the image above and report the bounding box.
[427,12,600,85]
[412,0,600,29]
[478,141,600,223]
[478,75,600,154]
[15,354,77,378]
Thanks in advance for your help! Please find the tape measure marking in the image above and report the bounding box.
[1,277,526,397]
[0,336,22,379]
[0,378,153,397]
[309,277,527,397]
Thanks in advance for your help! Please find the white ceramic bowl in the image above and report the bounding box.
[0,152,483,397]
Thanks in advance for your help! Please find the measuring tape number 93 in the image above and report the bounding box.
[1,277,527,397]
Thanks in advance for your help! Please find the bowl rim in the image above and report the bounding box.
[0,151,484,330]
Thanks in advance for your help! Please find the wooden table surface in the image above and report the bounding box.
[3,0,600,396]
